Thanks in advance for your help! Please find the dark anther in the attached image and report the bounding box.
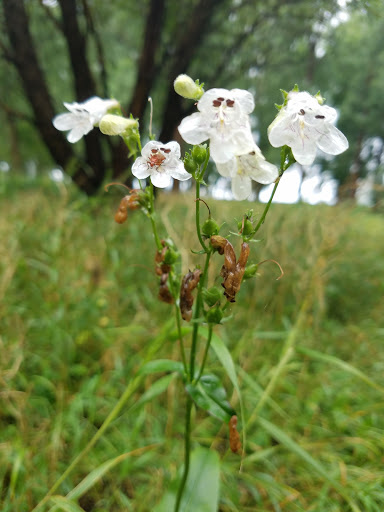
[315,115,325,119]
[161,148,171,153]
[213,100,222,107]
[226,99,235,107]
[151,148,158,153]
[249,151,256,155]
[217,97,225,101]
[299,109,305,115]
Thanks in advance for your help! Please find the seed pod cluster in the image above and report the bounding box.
[211,237,250,302]
[114,190,141,224]
[229,415,241,454]
[155,241,174,304]
[180,269,202,321]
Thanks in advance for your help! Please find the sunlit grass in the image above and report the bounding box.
[1,178,384,511]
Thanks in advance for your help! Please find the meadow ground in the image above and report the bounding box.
[1,176,384,511]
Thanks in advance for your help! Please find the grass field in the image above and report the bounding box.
[1,177,384,511]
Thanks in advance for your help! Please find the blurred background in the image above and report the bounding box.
[1,0,384,204]
[1,1,384,511]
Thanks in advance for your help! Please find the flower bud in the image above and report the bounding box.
[243,263,259,280]
[99,115,138,136]
[205,305,223,324]
[183,153,198,175]
[202,218,219,237]
[174,74,204,100]
[237,218,254,236]
[192,144,208,165]
[163,247,179,265]
[202,286,222,307]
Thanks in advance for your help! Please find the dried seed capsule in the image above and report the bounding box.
[180,269,202,322]
[229,415,241,454]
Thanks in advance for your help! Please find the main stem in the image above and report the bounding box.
[174,397,192,512]
[174,180,211,512]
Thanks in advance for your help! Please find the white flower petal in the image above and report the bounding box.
[231,89,255,114]
[167,161,192,181]
[210,135,237,164]
[240,153,279,184]
[53,113,78,131]
[178,112,210,144]
[232,174,252,200]
[316,125,349,155]
[268,111,298,148]
[162,141,181,159]
[132,157,151,179]
[141,140,162,158]
[197,88,230,112]
[150,170,172,188]
[67,126,92,143]
[291,140,318,166]
[216,158,237,178]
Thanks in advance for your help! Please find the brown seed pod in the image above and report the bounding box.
[155,241,174,304]
[220,241,250,302]
[114,190,141,224]
[180,269,202,321]
[229,415,241,454]
[210,235,227,255]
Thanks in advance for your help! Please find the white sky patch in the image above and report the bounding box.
[0,161,10,172]
[50,168,65,182]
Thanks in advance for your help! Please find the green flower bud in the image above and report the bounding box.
[183,154,198,175]
[205,305,223,324]
[202,218,219,237]
[174,74,204,100]
[163,247,179,265]
[238,218,254,236]
[191,144,208,166]
[99,115,138,136]
[202,286,222,307]
[243,263,259,280]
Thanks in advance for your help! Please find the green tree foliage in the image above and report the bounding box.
[0,0,382,199]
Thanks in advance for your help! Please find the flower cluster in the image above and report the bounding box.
[53,96,119,143]
[178,87,278,199]
[268,90,348,165]
[52,81,348,198]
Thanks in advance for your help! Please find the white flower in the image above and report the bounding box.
[178,88,255,164]
[268,91,348,165]
[132,141,192,188]
[53,96,119,143]
[216,146,279,200]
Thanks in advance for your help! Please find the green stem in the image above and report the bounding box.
[195,324,213,383]
[253,178,280,235]
[174,397,192,512]
[195,181,209,253]
[175,305,188,378]
[189,250,211,380]
[149,181,162,250]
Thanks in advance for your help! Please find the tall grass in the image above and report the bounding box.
[1,179,384,511]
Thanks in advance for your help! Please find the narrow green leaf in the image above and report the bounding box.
[296,346,384,394]
[131,373,176,410]
[49,496,86,512]
[139,359,184,376]
[186,382,231,422]
[65,445,158,501]
[154,447,220,512]
[257,416,361,512]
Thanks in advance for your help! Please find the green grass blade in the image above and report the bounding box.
[257,416,361,512]
[154,447,220,512]
[65,444,159,501]
[296,346,384,394]
[49,496,86,512]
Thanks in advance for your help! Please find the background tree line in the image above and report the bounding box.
[0,0,383,201]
